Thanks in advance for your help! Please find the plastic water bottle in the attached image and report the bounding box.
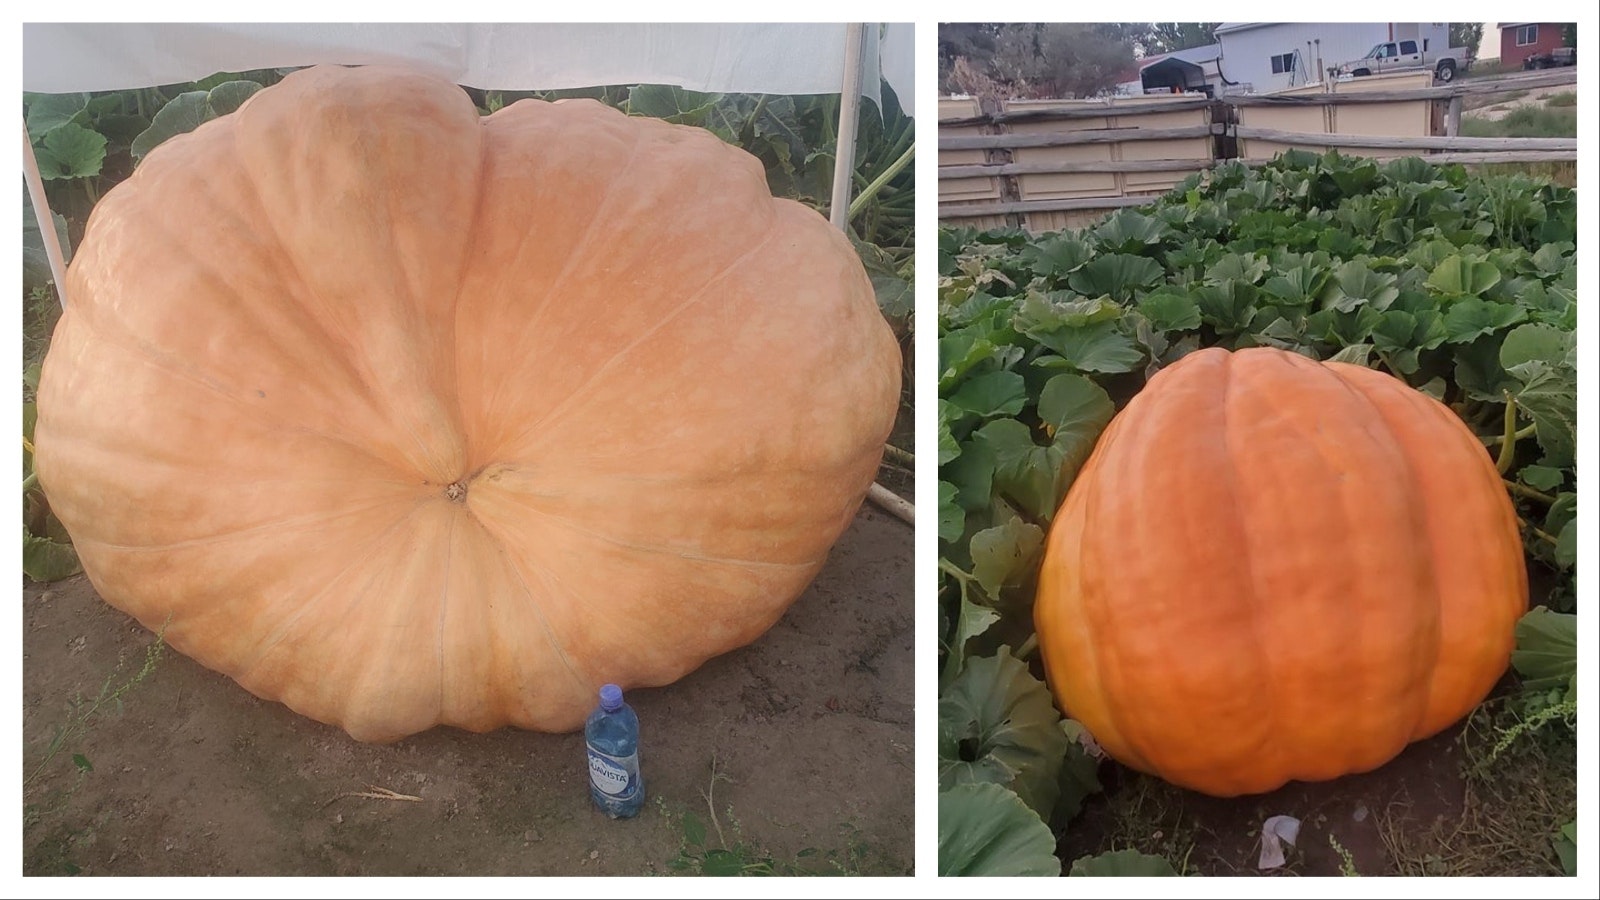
[585,684,644,818]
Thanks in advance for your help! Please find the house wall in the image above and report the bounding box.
[1216,23,1448,93]
[1499,24,1566,67]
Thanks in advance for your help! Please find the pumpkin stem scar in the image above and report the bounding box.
[445,481,468,503]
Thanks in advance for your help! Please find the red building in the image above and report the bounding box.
[1499,23,1569,68]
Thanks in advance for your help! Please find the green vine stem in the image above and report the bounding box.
[1494,392,1519,475]
[1482,423,1538,447]
[938,558,975,586]
[1517,516,1560,547]
[1015,635,1039,660]
[847,141,914,221]
[1503,479,1557,505]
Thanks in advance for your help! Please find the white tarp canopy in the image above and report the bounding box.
[22,22,915,306]
[21,22,915,116]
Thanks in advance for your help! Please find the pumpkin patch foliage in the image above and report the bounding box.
[938,150,1577,876]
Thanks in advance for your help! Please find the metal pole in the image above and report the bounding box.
[828,23,868,232]
[22,119,71,309]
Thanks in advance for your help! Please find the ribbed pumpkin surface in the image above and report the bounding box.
[1035,347,1526,797]
[33,65,901,742]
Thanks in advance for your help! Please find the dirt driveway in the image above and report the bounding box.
[21,503,913,877]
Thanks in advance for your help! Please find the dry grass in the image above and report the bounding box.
[1376,701,1575,877]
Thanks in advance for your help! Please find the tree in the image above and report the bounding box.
[940,22,1134,99]
[1449,23,1483,57]
[1141,23,1221,55]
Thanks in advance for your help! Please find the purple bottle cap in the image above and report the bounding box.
[599,683,623,711]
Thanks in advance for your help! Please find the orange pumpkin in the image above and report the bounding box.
[33,65,901,742]
[1035,347,1526,797]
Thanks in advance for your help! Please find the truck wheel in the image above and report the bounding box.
[1352,68,1371,77]
[1436,59,1456,82]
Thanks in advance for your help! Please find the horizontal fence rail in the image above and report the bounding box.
[938,68,1576,225]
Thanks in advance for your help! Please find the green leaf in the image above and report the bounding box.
[1323,260,1399,312]
[1499,323,1572,370]
[1017,235,1093,280]
[1510,607,1575,698]
[1554,521,1576,570]
[1553,821,1576,877]
[937,406,962,465]
[943,597,1001,686]
[132,91,212,160]
[1518,465,1564,492]
[1327,344,1374,366]
[938,482,965,544]
[1427,254,1502,296]
[938,784,1061,876]
[1088,208,1170,254]
[1037,373,1113,487]
[701,848,745,876]
[1055,721,1103,824]
[1068,849,1179,876]
[1204,252,1268,285]
[71,753,93,773]
[35,123,108,180]
[205,80,264,115]
[1030,323,1144,375]
[1508,362,1575,468]
[939,648,1068,817]
[626,84,719,123]
[946,371,1027,420]
[23,533,82,583]
[1442,299,1526,344]
[1137,290,1202,332]
[972,418,1066,521]
[23,195,72,291]
[969,519,1044,598]
[25,92,89,140]
[683,811,707,848]
[1067,254,1164,301]
[944,435,996,513]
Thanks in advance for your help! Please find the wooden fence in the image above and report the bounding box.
[939,68,1577,232]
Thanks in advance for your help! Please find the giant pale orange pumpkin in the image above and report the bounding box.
[33,65,901,742]
[1035,347,1526,797]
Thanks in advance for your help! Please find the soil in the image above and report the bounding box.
[21,501,914,877]
[1057,730,1467,876]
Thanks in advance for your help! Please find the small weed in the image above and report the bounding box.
[24,630,166,830]
[661,755,872,876]
[1460,105,1576,138]
[1544,91,1577,108]
[1329,834,1360,876]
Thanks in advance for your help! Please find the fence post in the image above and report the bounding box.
[1445,94,1463,137]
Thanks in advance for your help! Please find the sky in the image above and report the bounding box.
[1480,21,1500,60]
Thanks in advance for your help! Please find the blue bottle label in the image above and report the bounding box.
[587,745,639,798]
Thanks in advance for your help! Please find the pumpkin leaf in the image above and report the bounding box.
[34,123,107,180]
[938,784,1061,876]
[1017,235,1093,281]
[969,518,1044,598]
[1088,209,1170,255]
[1427,254,1502,297]
[1029,323,1144,375]
[938,482,965,544]
[1442,299,1526,344]
[1136,289,1201,332]
[25,92,90,140]
[23,532,82,583]
[131,91,212,160]
[1322,260,1398,312]
[1553,821,1577,877]
[23,195,72,292]
[1068,849,1180,876]
[972,419,1067,521]
[1067,254,1164,302]
[1518,465,1564,492]
[1054,721,1103,824]
[938,647,1068,818]
[942,596,1001,687]
[946,370,1027,420]
[1037,373,1113,487]
[1510,607,1576,700]
[204,80,264,116]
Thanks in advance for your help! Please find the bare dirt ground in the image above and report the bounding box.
[21,502,913,877]
[1462,70,1577,120]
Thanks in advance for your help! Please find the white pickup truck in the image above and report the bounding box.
[1335,40,1474,83]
